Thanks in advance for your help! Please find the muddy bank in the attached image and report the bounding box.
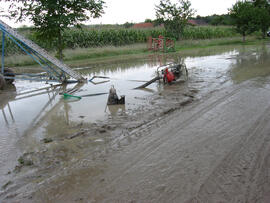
[0,84,197,202]
[1,43,270,202]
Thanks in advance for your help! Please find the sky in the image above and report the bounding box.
[1,0,238,27]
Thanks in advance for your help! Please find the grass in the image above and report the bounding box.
[175,36,263,50]
[1,36,268,68]
[2,43,148,67]
[64,43,147,61]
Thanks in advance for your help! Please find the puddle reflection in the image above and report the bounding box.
[230,44,270,83]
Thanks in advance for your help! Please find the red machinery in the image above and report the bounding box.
[135,62,188,89]
[157,63,188,84]
[163,68,175,83]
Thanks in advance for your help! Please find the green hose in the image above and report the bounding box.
[63,93,82,99]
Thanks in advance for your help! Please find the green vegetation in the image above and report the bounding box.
[1,0,269,68]
[193,14,233,26]
[2,0,269,64]
[5,0,105,60]
[253,0,270,38]
[175,36,264,50]
[229,0,270,41]
[229,1,259,42]
[3,36,267,68]
[0,25,237,56]
[182,26,236,39]
[155,0,195,39]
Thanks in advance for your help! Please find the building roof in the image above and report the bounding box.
[132,22,154,29]
[188,19,208,26]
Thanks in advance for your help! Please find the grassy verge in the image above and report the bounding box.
[2,36,268,68]
[175,36,267,50]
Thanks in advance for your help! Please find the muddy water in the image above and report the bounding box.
[1,43,270,201]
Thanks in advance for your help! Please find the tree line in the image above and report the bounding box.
[155,0,270,42]
[192,14,233,26]
[230,0,270,41]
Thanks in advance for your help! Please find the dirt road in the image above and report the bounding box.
[13,78,267,202]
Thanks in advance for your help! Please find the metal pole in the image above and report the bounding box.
[1,31,5,74]
[7,103,15,122]
[2,109,8,125]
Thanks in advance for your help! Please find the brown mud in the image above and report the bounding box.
[1,44,270,202]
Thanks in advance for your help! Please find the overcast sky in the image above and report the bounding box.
[1,0,238,27]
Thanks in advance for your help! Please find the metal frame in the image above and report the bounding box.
[1,31,4,75]
[0,25,70,83]
[148,36,176,53]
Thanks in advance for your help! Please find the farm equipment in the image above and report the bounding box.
[0,20,85,90]
[135,62,188,89]
[157,63,188,84]
[107,85,125,105]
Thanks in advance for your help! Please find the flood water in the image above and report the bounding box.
[1,43,270,201]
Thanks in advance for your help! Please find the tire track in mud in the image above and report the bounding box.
[37,83,243,202]
[93,84,245,197]
[188,104,270,203]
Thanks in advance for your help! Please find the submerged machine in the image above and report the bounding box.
[157,63,188,84]
[135,62,188,89]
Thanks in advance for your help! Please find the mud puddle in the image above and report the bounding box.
[1,43,270,202]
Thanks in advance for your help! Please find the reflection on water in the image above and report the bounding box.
[230,44,270,83]
[1,43,270,190]
[106,104,126,117]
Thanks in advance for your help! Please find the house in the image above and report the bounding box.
[188,19,197,26]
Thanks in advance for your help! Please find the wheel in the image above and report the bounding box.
[4,68,15,84]
[0,74,6,90]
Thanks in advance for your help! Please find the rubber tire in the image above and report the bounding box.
[4,68,15,84]
[0,74,6,90]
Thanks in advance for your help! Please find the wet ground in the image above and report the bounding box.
[1,43,270,202]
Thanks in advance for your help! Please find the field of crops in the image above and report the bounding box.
[0,26,238,56]
[182,26,237,39]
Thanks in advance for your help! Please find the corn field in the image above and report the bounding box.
[182,26,237,39]
[0,26,237,56]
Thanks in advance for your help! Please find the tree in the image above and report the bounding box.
[6,0,105,60]
[155,0,195,40]
[210,15,223,26]
[252,0,270,38]
[255,7,270,38]
[123,22,134,29]
[144,19,153,23]
[229,0,258,42]
[252,0,270,6]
